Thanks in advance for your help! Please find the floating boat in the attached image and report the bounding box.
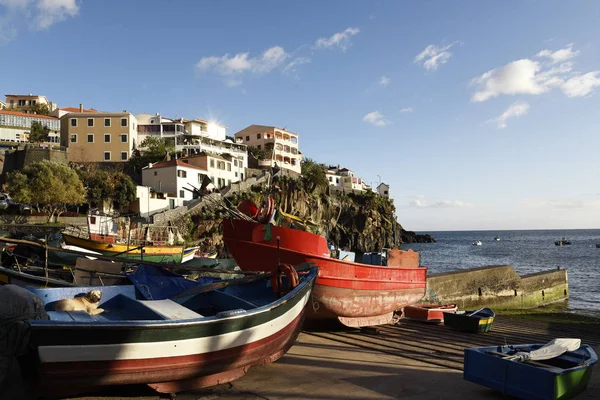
[494,236,500,241]
[443,308,495,333]
[25,265,318,396]
[403,304,458,323]
[595,243,600,249]
[472,240,482,246]
[555,237,572,246]
[222,218,427,327]
[464,339,598,400]
[63,233,185,263]
[181,246,200,264]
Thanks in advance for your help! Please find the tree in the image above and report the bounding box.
[29,121,51,143]
[128,137,175,172]
[31,103,50,116]
[76,167,137,210]
[6,160,86,222]
[301,158,328,192]
[247,145,271,160]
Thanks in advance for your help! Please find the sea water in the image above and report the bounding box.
[402,229,600,314]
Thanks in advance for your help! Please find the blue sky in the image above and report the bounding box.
[1,0,599,231]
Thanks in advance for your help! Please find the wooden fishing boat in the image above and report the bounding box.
[464,339,598,400]
[443,308,495,333]
[63,233,185,263]
[222,218,427,328]
[181,246,200,263]
[24,265,318,396]
[403,304,458,323]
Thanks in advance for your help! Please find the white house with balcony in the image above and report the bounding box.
[325,165,343,187]
[234,125,301,175]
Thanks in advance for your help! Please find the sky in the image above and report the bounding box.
[1,0,599,231]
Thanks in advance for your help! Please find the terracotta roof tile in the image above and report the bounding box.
[59,107,97,113]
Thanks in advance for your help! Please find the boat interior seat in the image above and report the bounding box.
[139,299,203,320]
[180,290,260,313]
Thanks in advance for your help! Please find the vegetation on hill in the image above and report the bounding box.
[29,121,50,143]
[74,164,137,210]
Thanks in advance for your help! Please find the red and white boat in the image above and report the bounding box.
[222,218,427,327]
[403,304,458,323]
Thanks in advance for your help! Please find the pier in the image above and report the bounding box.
[68,314,600,399]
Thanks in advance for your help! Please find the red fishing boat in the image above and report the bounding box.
[222,218,427,327]
[403,304,458,323]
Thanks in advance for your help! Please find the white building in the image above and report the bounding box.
[0,100,5,110]
[130,186,171,217]
[0,109,60,143]
[183,118,227,141]
[142,159,210,207]
[377,182,390,198]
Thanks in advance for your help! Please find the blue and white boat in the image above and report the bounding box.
[464,339,598,400]
[24,264,318,396]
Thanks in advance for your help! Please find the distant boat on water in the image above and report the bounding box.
[494,236,500,241]
[472,240,482,246]
[596,243,600,248]
[555,237,572,246]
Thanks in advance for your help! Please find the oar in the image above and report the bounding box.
[487,351,552,368]
[468,307,485,317]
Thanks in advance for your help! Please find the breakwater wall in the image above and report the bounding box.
[421,265,568,310]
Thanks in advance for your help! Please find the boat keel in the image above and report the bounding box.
[147,366,249,393]
[338,312,394,328]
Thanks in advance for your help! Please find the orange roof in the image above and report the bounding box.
[59,107,97,113]
[149,159,208,171]
[0,110,58,120]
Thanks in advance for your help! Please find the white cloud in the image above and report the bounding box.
[362,111,389,127]
[400,107,413,113]
[196,46,289,86]
[415,43,456,71]
[315,27,360,51]
[561,72,600,98]
[0,0,79,43]
[471,44,600,101]
[407,197,473,208]
[537,44,579,64]
[379,76,390,87]
[492,101,530,129]
[283,56,311,72]
[525,198,600,209]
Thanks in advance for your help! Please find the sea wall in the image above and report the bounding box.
[422,265,568,310]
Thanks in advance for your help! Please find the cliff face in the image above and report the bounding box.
[188,176,434,256]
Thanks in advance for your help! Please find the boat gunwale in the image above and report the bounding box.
[29,267,318,329]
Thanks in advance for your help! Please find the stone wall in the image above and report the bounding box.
[421,265,568,310]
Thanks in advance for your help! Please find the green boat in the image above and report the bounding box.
[443,308,495,333]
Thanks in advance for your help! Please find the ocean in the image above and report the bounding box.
[402,229,600,314]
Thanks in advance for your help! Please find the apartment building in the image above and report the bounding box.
[142,159,209,207]
[60,111,138,162]
[234,125,301,174]
[5,94,57,113]
[0,100,5,110]
[0,109,60,143]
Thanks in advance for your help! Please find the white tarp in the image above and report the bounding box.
[515,338,581,361]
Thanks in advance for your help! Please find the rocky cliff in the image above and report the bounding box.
[185,175,435,256]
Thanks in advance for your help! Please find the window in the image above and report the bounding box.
[121,151,128,161]
[87,134,94,143]
[257,133,261,139]
[245,136,249,141]
[104,118,111,127]
[70,118,77,127]
[18,100,26,106]
[234,159,238,167]
[179,190,185,198]
[70,134,77,143]
[198,173,203,183]
[384,190,389,195]
[31,100,37,106]
[120,134,127,143]
[336,178,339,184]
[235,171,238,177]
[177,170,187,178]
[90,216,96,224]
[87,118,94,127]
[210,159,215,168]
[104,152,111,161]
[329,177,332,182]
[227,163,231,171]
[291,159,297,166]
[257,145,261,149]
[104,134,111,143]
[153,171,157,176]
[228,180,231,186]
[121,118,127,127]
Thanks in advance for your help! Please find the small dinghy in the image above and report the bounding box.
[443,307,495,333]
[24,264,318,396]
[464,338,598,400]
[403,304,458,323]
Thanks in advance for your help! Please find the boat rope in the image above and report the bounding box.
[311,295,320,313]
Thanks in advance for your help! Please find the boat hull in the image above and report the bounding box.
[404,304,458,322]
[29,270,317,396]
[464,344,598,400]
[223,219,427,327]
[63,234,184,263]
[444,309,495,333]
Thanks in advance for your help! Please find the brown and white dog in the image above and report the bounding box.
[54,289,104,315]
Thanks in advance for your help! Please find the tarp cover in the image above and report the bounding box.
[127,264,215,300]
[515,338,582,361]
[0,284,49,396]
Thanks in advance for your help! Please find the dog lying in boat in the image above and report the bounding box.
[54,289,104,315]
